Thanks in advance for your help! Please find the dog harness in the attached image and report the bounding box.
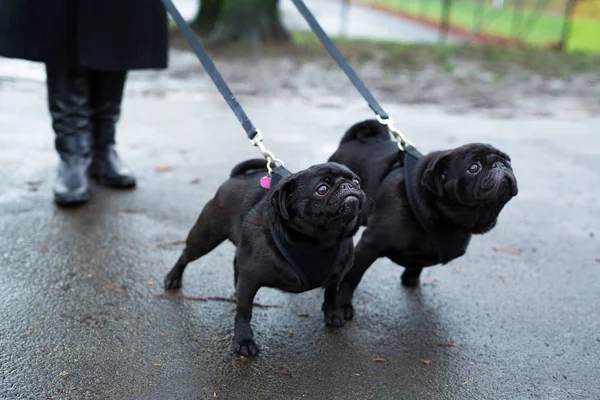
[268,166,342,291]
[402,147,472,265]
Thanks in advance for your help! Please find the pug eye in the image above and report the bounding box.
[315,184,329,196]
[352,178,360,187]
[467,162,482,174]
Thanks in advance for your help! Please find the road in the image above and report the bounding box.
[175,0,446,43]
[1,65,599,398]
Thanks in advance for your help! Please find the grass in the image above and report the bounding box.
[357,0,600,53]
[170,25,600,79]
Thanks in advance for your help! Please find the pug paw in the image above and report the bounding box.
[163,273,182,291]
[342,304,354,320]
[235,338,259,357]
[324,308,345,327]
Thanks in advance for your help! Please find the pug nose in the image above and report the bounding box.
[491,161,505,170]
[340,182,353,190]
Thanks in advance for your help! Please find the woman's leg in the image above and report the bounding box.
[46,65,92,205]
[88,69,136,188]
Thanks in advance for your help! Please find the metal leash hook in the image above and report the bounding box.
[249,129,285,176]
[376,115,416,151]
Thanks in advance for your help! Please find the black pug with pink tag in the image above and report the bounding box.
[164,159,365,356]
[323,120,518,326]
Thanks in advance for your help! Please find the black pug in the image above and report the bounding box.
[164,159,365,356]
[323,119,518,326]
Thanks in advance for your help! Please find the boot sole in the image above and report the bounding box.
[91,175,136,189]
[54,191,90,206]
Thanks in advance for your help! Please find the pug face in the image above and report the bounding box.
[270,162,366,241]
[421,143,518,233]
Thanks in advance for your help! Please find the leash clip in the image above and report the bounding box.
[250,129,285,175]
[376,115,415,151]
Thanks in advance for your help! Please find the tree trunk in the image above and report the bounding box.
[194,0,289,46]
[191,0,220,35]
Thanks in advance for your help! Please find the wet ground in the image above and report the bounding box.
[1,52,600,399]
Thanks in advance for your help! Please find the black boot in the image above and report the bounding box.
[46,66,92,206]
[88,70,136,188]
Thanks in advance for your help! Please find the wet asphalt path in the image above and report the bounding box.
[0,81,599,399]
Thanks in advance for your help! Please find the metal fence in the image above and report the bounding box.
[351,0,600,52]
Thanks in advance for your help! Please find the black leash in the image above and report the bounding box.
[289,0,388,120]
[164,0,341,284]
[290,0,416,150]
[161,0,283,173]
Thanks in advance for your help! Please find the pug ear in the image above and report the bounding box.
[270,178,294,220]
[421,153,448,198]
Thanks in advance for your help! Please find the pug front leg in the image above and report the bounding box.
[324,235,382,325]
[401,267,423,287]
[323,283,345,327]
[233,275,261,357]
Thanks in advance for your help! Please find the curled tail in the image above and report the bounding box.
[339,119,391,144]
[230,159,268,178]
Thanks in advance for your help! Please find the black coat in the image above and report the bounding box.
[0,0,168,70]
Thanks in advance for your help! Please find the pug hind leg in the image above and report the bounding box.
[401,267,423,287]
[164,199,229,291]
[233,274,261,357]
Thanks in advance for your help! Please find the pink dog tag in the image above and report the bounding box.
[260,176,271,189]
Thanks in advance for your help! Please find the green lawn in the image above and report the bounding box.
[358,0,600,53]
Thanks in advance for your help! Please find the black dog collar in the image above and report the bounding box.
[268,166,342,290]
[403,146,472,264]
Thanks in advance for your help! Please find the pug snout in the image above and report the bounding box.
[491,161,506,170]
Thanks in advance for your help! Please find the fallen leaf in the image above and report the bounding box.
[147,281,153,286]
[492,247,522,256]
[354,373,361,376]
[214,392,217,397]
[60,371,70,377]
[159,332,166,337]
[498,274,506,279]
[421,359,431,365]
[437,343,456,347]
[152,363,162,367]
[119,208,146,214]
[297,312,309,317]
[288,330,294,335]
[155,165,172,173]
[383,340,389,345]
[145,240,185,248]
[373,357,385,362]
[281,369,292,376]
[87,274,93,279]
[189,177,200,184]
[105,283,129,297]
